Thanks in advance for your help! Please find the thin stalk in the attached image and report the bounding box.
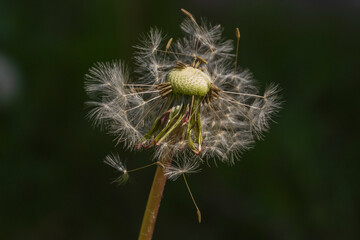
[138,154,173,240]
[182,173,201,223]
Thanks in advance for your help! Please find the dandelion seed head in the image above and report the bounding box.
[168,67,211,96]
[85,9,281,175]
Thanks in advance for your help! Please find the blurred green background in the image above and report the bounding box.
[1,0,359,239]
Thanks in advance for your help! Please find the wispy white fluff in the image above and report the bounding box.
[85,10,281,175]
[104,153,129,185]
[165,158,201,181]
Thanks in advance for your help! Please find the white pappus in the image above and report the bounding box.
[85,9,281,180]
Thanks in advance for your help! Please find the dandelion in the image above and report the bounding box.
[85,9,281,240]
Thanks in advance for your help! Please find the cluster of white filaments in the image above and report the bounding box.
[104,153,129,185]
[165,158,201,181]
[85,9,281,180]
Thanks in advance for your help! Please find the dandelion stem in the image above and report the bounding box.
[138,154,173,240]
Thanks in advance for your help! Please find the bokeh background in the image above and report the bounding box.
[1,0,359,239]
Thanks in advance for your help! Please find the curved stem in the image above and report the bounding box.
[138,154,172,240]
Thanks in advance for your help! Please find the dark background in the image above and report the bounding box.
[1,0,359,239]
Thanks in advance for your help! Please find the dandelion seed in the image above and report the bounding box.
[104,153,129,185]
[165,158,201,181]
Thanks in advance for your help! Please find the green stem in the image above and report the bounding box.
[138,154,173,240]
